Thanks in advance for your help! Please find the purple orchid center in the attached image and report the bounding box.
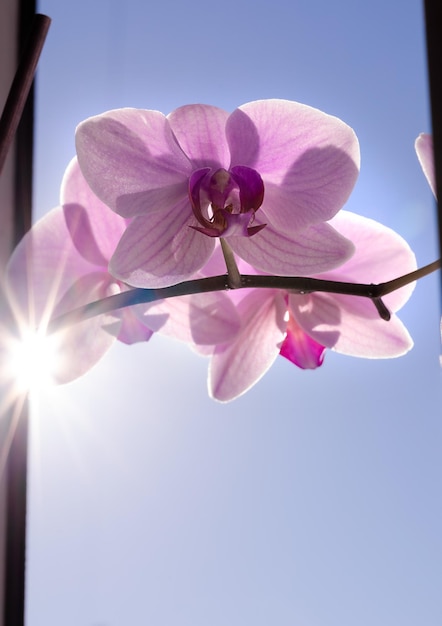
[188,165,266,238]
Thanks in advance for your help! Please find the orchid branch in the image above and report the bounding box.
[46,258,441,334]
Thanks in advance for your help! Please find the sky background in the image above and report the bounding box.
[24,0,442,624]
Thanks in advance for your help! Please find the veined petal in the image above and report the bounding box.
[227,219,354,275]
[61,157,126,263]
[168,104,230,169]
[415,133,436,197]
[109,197,215,287]
[289,292,413,358]
[140,292,241,345]
[325,211,417,312]
[226,99,360,231]
[286,211,416,360]
[6,206,98,325]
[76,108,191,217]
[209,290,286,402]
[48,273,119,383]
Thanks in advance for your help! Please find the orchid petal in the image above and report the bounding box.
[48,273,119,383]
[61,157,126,262]
[285,211,416,359]
[116,308,154,344]
[209,290,286,402]
[109,197,215,288]
[326,211,417,311]
[280,314,326,369]
[289,292,413,358]
[415,133,436,197]
[226,99,360,231]
[6,206,97,323]
[230,165,264,212]
[227,219,354,275]
[75,108,191,217]
[61,204,109,268]
[140,292,241,345]
[168,104,230,169]
[6,230,118,383]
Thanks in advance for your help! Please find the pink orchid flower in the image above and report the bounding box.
[5,158,153,383]
[203,211,416,402]
[6,158,241,384]
[415,133,435,196]
[75,99,360,288]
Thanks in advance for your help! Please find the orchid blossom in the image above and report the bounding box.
[415,133,435,197]
[6,158,242,384]
[75,99,360,288]
[195,212,417,402]
[5,158,153,383]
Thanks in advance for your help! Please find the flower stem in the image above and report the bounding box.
[220,238,242,289]
[46,258,441,334]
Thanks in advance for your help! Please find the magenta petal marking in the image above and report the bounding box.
[230,165,264,212]
[189,167,212,227]
[189,165,265,238]
[280,314,326,369]
[247,223,267,236]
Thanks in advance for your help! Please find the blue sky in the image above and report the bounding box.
[25,0,442,624]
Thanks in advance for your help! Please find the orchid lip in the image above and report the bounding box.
[188,165,265,238]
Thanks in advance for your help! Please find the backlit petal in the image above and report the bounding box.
[209,290,286,402]
[6,206,98,323]
[227,220,354,275]
[109,197,215,287]
[46,274,118,382]
[168,104,230,169]
[227,99,360,231]
[140,292,241,345]
[61,157,126,263]
[325,211,417,312]
[289,292,413,358]
[76,108,191,217]
[116,308,154,344]
[415,133,436,197]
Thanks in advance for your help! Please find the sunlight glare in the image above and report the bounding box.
[9,330,59,392]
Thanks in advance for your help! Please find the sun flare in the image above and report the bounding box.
[8,329,59,393]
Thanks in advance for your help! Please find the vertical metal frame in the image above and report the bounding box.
[424,0,442,270]
[1,2,38,625]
